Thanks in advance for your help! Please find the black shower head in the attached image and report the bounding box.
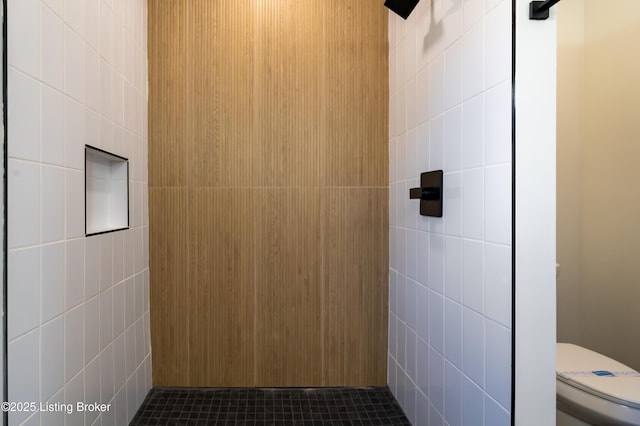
[384,0,420,20]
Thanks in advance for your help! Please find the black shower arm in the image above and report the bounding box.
[529,0,562,20]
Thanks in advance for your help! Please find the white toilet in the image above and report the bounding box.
[557,343,640,425]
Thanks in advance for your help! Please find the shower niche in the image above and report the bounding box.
[85,145,129,236]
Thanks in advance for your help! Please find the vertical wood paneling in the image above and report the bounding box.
[254,0,326,187]
[255,189,323,386]
[324,0,389,187]
[322,188,389,385]
[148,1,190,187]
[188,1,256,187]
[149,188,190,385]
[148,0,389,388]
[188,189,256,386]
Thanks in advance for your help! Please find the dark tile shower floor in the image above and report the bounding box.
[130,386,410,425]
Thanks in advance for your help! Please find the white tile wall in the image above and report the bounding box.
[388,1,513,424]
[7,0,150,425]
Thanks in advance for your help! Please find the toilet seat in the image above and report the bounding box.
[557,343,640,426]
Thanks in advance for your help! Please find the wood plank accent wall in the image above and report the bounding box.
[148,0,389,387]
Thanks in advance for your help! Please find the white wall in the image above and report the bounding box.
[7,0,150,424]
[556,0,585,345]
[387,0,513,424]
[558,0,640,372]
[513,1,557,424]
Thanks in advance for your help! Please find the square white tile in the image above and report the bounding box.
[406,77,418,131]
[416,390,429,426]
[100,0,114,63]
[444,3,463,47]
[8,330,40,425]
[444,171,463,236]
[41,165,65,243]
[416,336,429,396]
[405,278,418,331]
[444,298,463,369]
[429,233,444,294]
[462,307,484,386]
[135,273,144,322]
[463,94,485,169]
[41,242,65,323]
[112,281,125,337]
[8,159,40,249]
[113,73,125,127]
[8,248,40,340]
[84,0,100,50]
[463,21,484,100]
[100,234,114,291]
[114,387,127,426]
[462,375,484,426]
[85,236,100,300]
[462,169,484,240]
[429,115,444,171]
[113,12,124,74]
[429,290,444,354]
[415,282,430,342]
[85,296,100,363]
[65,238,85,309]
[429,347,445,416]
[485,0,511,89]
[100,59,113,120]
[100,288,114,351]
[485,242,511,327]
[416,65,430,124]
[406,128,418,182]
[100,344,115,404]
[85,45,101,113]
[84,357,101,425]
[445,235,463,302]
[63,97,86,170]
[124,277,135,329]
[8,69,40,162]
[485,164,511,245]
[416,231,430,286]
[406,231,418,281]
[463,239,484,313]
[64,0,84,36]
[40,316,64,403]
[125,375,138,423]
[429,54,445,118]
[485,396,510,426]
[444,106,463,172]
[445,40,463,110]
[403,24,417,85]
[64,370,85,426]
[64,304,84,382]
[485,320,511,408]
[416,122,430,178]
[64,26,85,103]
[113,333,126,391]
[444,360,463,426]
[124,325,137,378]
[65,169,85,238]
[8,0,40,77]
[389,314,397,361]
[41,85,65,166]
[463,0,485,32]
[41,3,65,90]
[42,0,63,17]
[485,80,511,165]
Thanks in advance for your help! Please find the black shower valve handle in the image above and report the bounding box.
[409,186,440,201]
[408,170,444,217]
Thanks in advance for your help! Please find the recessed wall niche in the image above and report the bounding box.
[85,145,129,236]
